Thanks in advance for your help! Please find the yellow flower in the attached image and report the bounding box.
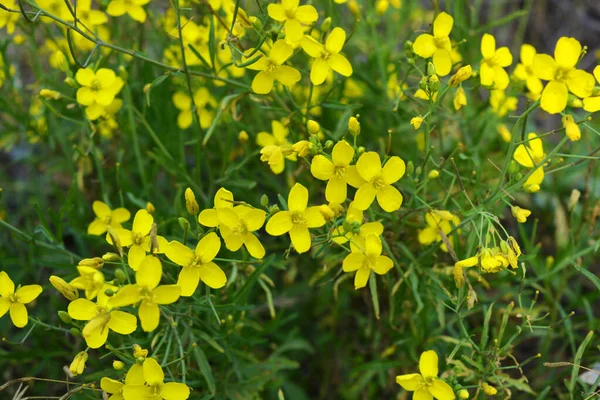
[246,40,301,94]
[583,66,600,112]
[70,266,105,300]
[113,360,125,370]
[448,65,472,87]
[69,351,88,376]
[125,256,181,332]
[348,116,360,136]
[292,140,312,157]
[480,33,513,90]
[40,89,61,100]
[511,206,531,223]
[331,201,384,250]
[166,233,227,295]
[396,350,456,400]
[101,363,145,399]
[342,234,392,289]
[310,140,356,203]
[122,357,190,399]
[67,286,138,348]
[489,89,517,117]
[514,44,543,94]
[0,271,43,328]
[453,87,467,110]
[410,116,424,130]
[458,389,469,399]
[88,200,131,235]
[497,124,511,143]
[349,152,405,212]
[172,88,217,129]
[562,114,581,141]
[533,37,595,114]
[75,68,124,108]
[265,183,326,253]
[514,133,545,168]
[412,12,455,76]
[106,0,150,23]
[109,209,169,271]
[418,210,460,252]
[0,0,19,34]
[267,0,318,42]
[256,120,297,174]
[218,205,267,259]
[199,187,234,228]
[301,28,353,85]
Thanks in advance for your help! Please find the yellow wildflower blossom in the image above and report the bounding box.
[396,350,456,400]
[0,271,43,328]
[480,33,513,90]
[88,200,131,235]
[310,140,355,203]
[106,0,150,23]
[245,40,301,94]
[267,0,318,42]
[342,234,393,289]
[301,28,353,85]
[412,12,455,76]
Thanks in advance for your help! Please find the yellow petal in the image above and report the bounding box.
[15,285,42,304]
[481,33,496,59]
[325,27,346,54]
[419,350,439,378]
[413,34,436,58]
[132,209,153,235]
[353,183,377,210]
[109,285,141,308]
[92,201,111,219]
[267,3,286,21]
[342,253,365,272]
[274,65,301,87]
[494,47,513,67]
[108,310,137,334]
[295,5,318,24]
[381,156,405,184]
[139,301,160,332]
[127,5,146,22]
[243,233,266,259]
[565,69,595,98]
[479,62,494,87]
[161,382,191,400]
[492,65,510,90]
[327,53,353,77]
[100,377,123,394]
[289,225,311,253]
[76,87,95,106]
[252,71,275,94]
[106,0,127,16]
[376,185,403,212]
[311,58,330,85]
[195,232,221,263]
[520,44,536,65]
[82,314,110,348]
[270,40,294,64]
[68,298,97,320]
[429,378,456,400]
[128,244,147,271]
[433,49,452,76]
[288,183,308,212]
[433,12,453,38]
[583,96,600,113]
[301,35,325,58]
[166,241,195,267]
[199,209,219,227]
[304,206,326,228]
[311,155,335,180]
[123,384,153,398]
[177,267,200,297]
[326,177,347,204]
[284,18,303,42]
[356,152,382,182]
[396,373,424,391]
[143,357,164,386]
[554,37,581,71]
[152,285,181,305]
[10,302,28,328]
[540,80,568,114]
[0,271,15,296]
[136,255,162,289]
[372,256,393,274]
[266,211,293,235]
[533,54,557,81]
[353,267,370,289]
[198,262,227,289]
[0,298,10,319]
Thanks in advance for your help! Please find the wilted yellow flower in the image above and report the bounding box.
[449,65,472,87]
[511,206,531,223]
[69,351,88,376]
[49,275,79,301]
[410,116,424,130]
[184,188,199,215]
[561,114,581,141]
[482,382,498,396]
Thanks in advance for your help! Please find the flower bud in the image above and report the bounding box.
[70,327,81,337]
[562,114,581,141]
[357,146,365,155]
[178,217,190,233]
[428,170,440,179]
[319,204,335,221]
[114,268,127,284]
[410,116,424,130]
[348,116,360,136]
[40,89,61,100]
[64,77,77,87]
[113,360,125,370]
[146,202,156,214]
[429,75,440,93]
[511,206,531,223]
[307,120,320,135]
[482,383,497,395]
[58,310,72,324]
[375,0,389,15]
[321,17,332,32]
[185,188,199,215]
[415,166,422,176]
[426,62,436,77]
[50,275,79,301]
[497,124,511,143]
[102,252,121,262]
[449,65,473,87]
[78,257,104,269]
[458,389,469,399]
[69,351,88,376]
[406,161,414,175]
[260,194,269,207]
[454,87,467,110]
[231,130,246,145]
[269,204,280,214]
[324,140,334,149]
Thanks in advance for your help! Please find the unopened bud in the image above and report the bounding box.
[114,268,127,284]
[319,204,335,221]
[58,310,72,324]
[324,140,333,149]
[178,217,191,232]
[113,360,125,370]
[260,194,269,207]
[321,17,332,32]
[146,202,156,214]
[238,130,249,143]
[407,161,415,175]
[426,62,436,77]
[102,252,121,262]
[40,89,61,100]
[50,276,79,301]
[64,77,77,87]
[428,170,439,179]
[348,116,360,136]
[132,344,148,358]
[78,257,104,269]
[185,188,199,215]
[307,120,320,135]
[562,114,581,141]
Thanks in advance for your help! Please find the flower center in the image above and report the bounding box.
[291,212,306,226]
[555,69,567,81]
[102,215,112,224]
[91,78,102,90]
[372,178,386,189]
[190,256,204,268]
[232,223,248,236]
[334,165,346,179]
[132,232,145,245]
[285,8,296,19]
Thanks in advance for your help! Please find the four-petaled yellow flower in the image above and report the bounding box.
[122,357,190,399]
[267,0,318,42]
[88,200,131,235]
[412,12,455,76]
[121,256,182,332]
[0,271,43,328]
[533,37,595,114]
[480,33,513,90]
[172,88,216,130]
[310,140,355,203]
[349,152,405,212]
[219,205,267,259]
[101,364,145,400]
[342,234,393,289]
[246,40,301,94]
[514,44,543,95]
[513,133,545,193]
[331,202,384,252]
[301,28,353,85]
[68,287,138,348]
[106,0,150,23]
[75,68,124,109]
[70,266,105,300]
[396,350,456,400]
[109,209,168,271]
[256,120,297,174]
[265,183,326,253]
[166,233,227,295]
[417,210,461,252]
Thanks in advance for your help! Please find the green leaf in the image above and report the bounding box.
[570,330,594,396]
